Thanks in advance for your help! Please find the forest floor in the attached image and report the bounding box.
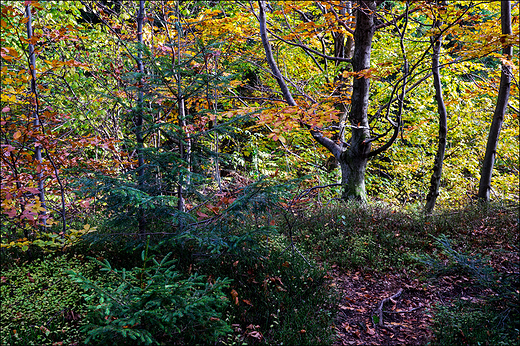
[330,267,495,345]
[290,202,520,345]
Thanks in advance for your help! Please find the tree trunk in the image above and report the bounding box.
[477,0,512,201]
[26,4,46,224]
[136,0,146,233]
[339,0,375,202]
[174,3,192,219]
[258,0,375,203]
[335,1,354,168]
[425,2,448,213]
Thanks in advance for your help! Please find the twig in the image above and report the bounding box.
[294,183,341,202]
[373,289,403,327]
[385,304,424,314]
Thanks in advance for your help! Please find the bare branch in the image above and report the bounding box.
[267,28,352,63]
[258,0,297,106]
[373,289,403,327]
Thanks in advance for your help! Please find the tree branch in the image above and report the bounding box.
[267,28,352,63]
[258,0,297,107]
[368,1,410,158]
[373,289,403,327]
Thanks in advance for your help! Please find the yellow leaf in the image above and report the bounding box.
[0,94,16,102]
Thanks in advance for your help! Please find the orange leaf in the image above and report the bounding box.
[13,131,21,140]
[230,289,239,305]
[207,204,219,214]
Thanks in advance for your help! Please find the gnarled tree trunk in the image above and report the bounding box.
[259,0,376,202]
[339,0,375,201]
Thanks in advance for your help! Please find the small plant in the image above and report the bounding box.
[418,234,519,301]
[298,203,422,271]
[67,238,233,345]
[202,232,338,346]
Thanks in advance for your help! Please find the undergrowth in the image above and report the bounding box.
[1,200,517,345]
[295,200,519,345]
[417,235,519,346]
[0,255,95,346]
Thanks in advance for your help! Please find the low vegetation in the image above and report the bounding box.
[1,201,517,345]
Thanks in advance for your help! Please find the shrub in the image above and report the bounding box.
[67,239,232,345]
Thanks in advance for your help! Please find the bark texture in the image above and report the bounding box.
[258,0,376,203]
[477,0,512,201]
[425,2,447,213]
[339,1,376,201]
[136,0,146,233]
[26,5,46,221]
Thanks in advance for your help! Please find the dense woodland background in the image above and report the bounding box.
[0,1,519,345]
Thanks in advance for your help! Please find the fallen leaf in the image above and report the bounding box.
[230,289,238,305]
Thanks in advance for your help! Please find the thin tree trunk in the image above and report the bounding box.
[177,96,186,214]
[258,0,297,107]
[210,56,222,192]
[478,0,512,201]
[26,4,46,225]
[136,0,146,233]
[176,2,191,215]
[335,1,354,173]
[425,1,448,213]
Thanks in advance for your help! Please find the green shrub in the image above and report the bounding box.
[297,202,424,271]
[207,234,338,346]
[67,239,233,345]
[433,300,519,346]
